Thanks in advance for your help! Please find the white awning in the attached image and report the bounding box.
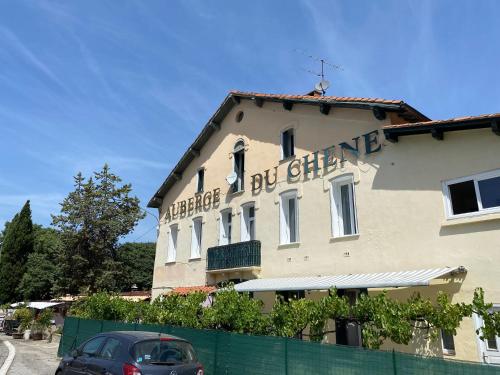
[11,302,63,310]
[234,267,464,292]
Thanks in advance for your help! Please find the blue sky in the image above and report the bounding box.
[0,0,499,242]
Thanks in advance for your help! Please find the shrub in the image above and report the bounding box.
[13,307,34,333]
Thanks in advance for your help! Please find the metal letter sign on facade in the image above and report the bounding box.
[165,130,382,221]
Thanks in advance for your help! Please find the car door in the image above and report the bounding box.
[86,337,123,375]
[64,336,107,375]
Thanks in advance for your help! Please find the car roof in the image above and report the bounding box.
[103,331,188,343]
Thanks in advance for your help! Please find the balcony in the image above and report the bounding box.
[206,240,261,272]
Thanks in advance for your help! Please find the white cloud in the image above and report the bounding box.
[0,26,68,92]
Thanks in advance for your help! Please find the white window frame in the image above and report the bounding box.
[280,128,295,160]
[196,168,204,194]
[190,217,202,259]
[473,304,500,364]
[440,330,456,356]
[330,174,358,238]
[219,209,232,245]
[443,169,500,219]
[279,190,299,244]
[241,203,256,242]
[167,224,178,263]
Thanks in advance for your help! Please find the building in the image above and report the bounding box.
[148,90,500,364]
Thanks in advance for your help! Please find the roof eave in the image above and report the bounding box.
[383,117,500,143]
[147,93,235,208]
[147,92,428,208]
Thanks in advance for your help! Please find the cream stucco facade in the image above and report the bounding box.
[149,91,500,363]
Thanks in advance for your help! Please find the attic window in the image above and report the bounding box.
[235,111,244,123]
[281,129,295,160]
[196,169,204,193]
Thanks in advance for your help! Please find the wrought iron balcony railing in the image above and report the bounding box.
[206,240,261,271]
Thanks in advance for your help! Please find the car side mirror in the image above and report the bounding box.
[71,349,80,358]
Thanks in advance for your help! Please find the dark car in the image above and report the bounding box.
[56,331,204,375]
[3,318,20,335]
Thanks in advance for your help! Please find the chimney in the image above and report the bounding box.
[305,89,323,97]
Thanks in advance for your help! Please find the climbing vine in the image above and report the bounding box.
[70,287,500,350]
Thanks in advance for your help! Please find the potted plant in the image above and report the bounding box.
[30,309,53,340]
[12,307,33,339]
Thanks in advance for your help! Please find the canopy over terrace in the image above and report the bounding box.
[10,301,63,310]
[233,267,465,293]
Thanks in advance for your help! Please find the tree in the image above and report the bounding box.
[0,221,9,250]
[0,201,34,303]
[52,165,145,295]
[115,242,155,292]
[18,226,62,300]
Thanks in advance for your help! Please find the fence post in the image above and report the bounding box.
[392,350,397,375]
[73,317,81,349]
[213,330,219,375]
[284,337,289,375]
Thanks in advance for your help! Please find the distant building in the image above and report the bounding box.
[148,90,500,363]
[119,291,151,302]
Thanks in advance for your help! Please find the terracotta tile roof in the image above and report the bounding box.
[230,90,404,105]
[169,286,216,295]
[384,113,500,130]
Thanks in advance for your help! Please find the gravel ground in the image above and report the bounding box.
[1,334,60,375]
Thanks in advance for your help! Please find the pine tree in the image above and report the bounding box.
[52,165,145,295]
[0,201,34,303]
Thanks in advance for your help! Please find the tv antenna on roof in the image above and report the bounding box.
[294,49,343,95]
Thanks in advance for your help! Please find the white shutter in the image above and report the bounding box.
[191,219,201,258]
[280,195,290,244]
[167,225,177,262]
[220,211,232,245]
[219,213,228,245]
[330,174,358,238]
[195,220,202,257]
[241,207,249,241]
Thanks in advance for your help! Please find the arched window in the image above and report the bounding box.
[233,140,245,192]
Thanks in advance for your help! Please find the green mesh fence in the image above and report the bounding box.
[58,317,500,375]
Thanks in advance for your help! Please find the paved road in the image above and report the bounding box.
[1,335,60,375]
[0,341,8,370]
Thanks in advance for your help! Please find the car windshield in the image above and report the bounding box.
[132,339,196,365]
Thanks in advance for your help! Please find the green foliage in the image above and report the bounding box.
[14,307,34,333]
[37,308,54,328]
[19,226,62,300]
[115,242,155,292]
[52,165,145,295]
[202,288,269,334]
[70,292,141,321]
[69,287,500,350]
[472,288,500,341]
[32,308,54,333]
[0,201,34,303]
[271,297,318,338]
[149,293,207,328]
